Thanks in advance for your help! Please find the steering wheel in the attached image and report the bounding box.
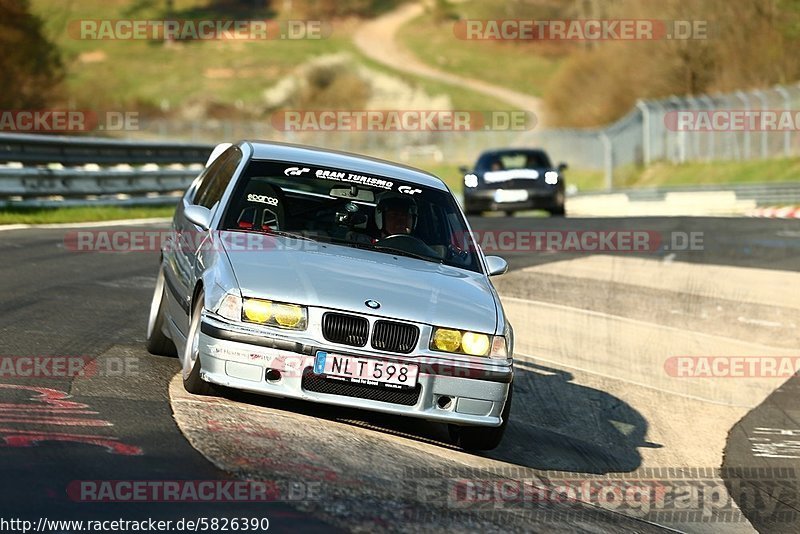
[375,234,440,258]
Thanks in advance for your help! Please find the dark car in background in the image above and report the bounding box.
[461,148,567,216]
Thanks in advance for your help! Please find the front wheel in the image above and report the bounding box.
[450,384,512,451]
[182,296,216,396]
[146,268,177,357]
[549,204,566,217]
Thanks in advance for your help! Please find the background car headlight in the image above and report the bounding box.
[431,327,493,357]
[242,298,307,330]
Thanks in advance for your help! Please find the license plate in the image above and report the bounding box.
[494,189,529,203]
[314,351,418,389]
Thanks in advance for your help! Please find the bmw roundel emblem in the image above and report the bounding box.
[365,299,381,310]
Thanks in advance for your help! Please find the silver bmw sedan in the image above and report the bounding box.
[147,140,514,450]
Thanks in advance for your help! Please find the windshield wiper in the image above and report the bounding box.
[372,245,443,263]
[230,228,316,241]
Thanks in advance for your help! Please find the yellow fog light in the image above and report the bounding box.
[273,303,304,328]
[432,328,462,352]
[461,332,490,356]
[243,298,272,323]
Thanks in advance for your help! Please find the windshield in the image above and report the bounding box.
[476,151,552,171]
[221,160,481,273]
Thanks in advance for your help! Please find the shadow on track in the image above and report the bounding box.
[217,360,659,475]
[722,373,800,532]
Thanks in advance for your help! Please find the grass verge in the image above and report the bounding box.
[396,2,564,99]
[0,205,176,225]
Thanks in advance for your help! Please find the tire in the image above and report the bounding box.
[549,204,566,217]
[182,296,216,396]
[146,268,177,357]
[450,384,513,451]
[504,210,515,217]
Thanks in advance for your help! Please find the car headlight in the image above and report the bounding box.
[242,297,307,330]
[216,293,242,321]
[431,327,504,357]
[243,298,272,323]
[462,332,490,355]
[490,336,509,360]
[432,328,462,352]
[273,303,305,328]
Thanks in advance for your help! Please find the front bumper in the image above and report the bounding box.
[464,188,563,212]
[197,314,513,427]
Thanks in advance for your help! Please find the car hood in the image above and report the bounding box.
[220,233,498,333]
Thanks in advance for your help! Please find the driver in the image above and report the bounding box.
[374,195,418,238]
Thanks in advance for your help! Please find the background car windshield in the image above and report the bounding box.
[477,151,552,171]
[221,160,481,273]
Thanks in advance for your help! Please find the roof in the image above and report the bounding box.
[245,140,449,191]
[478,148,549,157]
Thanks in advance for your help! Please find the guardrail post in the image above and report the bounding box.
[702,94,715,161]
[775,85,792,157]
[600,132,613,190]
[736,91,751,160]
[636,100,651,166]
[754,89,768,158]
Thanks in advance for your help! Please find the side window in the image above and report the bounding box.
[194,147,243,208]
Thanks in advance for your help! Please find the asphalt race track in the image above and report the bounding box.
[0,215,797,533]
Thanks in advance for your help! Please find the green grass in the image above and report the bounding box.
[613,158,800,189]
[31,0,517,115]
[354,52,518,112]
[0,205,176,224]
[397,2,565,99]
[31,0,358,110]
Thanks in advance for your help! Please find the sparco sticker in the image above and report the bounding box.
[247,193,279,206]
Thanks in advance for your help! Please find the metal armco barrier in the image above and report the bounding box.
[573,182,800,206]
[0,133,213,206]
[0,132,213,166]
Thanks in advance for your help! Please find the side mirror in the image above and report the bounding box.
[184,205,212,230]
[458,165,470,174]
[485,256,508,276]
[557,162,568,173]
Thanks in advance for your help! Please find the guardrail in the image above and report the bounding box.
[567,182,800,217]
[0,133,213,207]
[573,182,800,206]
[1,132,797,212]
[0,132,213,166]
